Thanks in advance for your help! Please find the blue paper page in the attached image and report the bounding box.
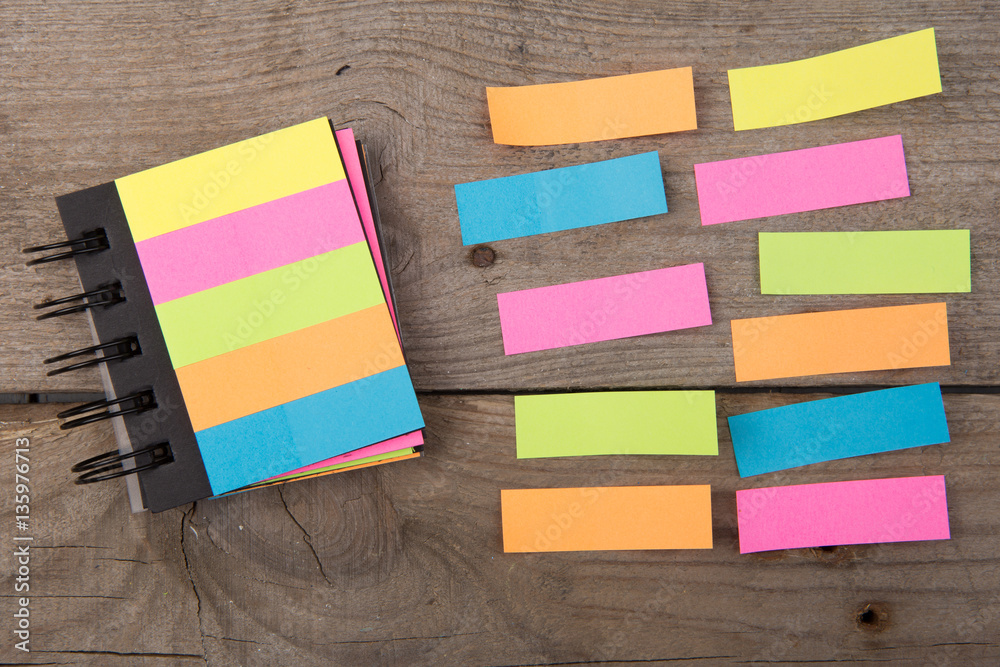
[728,383,949,477]
[455,151,668,245]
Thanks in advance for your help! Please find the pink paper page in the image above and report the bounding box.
[336,127,398,331]
[736,475,950,554]
[694,135,909,225]
[497,263,712,355]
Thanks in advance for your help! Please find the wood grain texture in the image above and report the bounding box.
[3,395,998,665]
[2,1,999,665]
[2,0,998,392]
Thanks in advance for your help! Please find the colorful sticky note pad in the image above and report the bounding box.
[515,391,718,459]
[497,263,712,355]
[694,135,909,226]
[759,230,972,294]
[729,383,950,477]
[731,303,950,382]
[728,28,942,131]
[736,476,950,553]
[115,118,424,495]
[501,486,713,552]
[455,152,668,245]
[487,67,697,146]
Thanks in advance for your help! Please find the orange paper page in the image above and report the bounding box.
[501,485,713,552]
[487,67,697,146]
[175,304,403,431]
[731,303,950,382]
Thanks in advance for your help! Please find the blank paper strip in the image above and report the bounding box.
[758,230,972,295]
[731,303,950,382]
[135,181,364,305]
[455,152,667,245]
[501,486,713,552]
[487,67,697,146]
[497,263,712,355]
[728,28,941,131]
[729,383,949,477]
[694,135,909,226]
[515,391,718,458]
[736,476,950,553]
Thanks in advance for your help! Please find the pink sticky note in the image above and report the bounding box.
[336,128,399,332]
[694,135,910,225]
[736,475,950,554]
[497,263,712,355]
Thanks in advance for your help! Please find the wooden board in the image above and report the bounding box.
[2,1,998,392]
[2,1,999,665]
[3,395,998,665]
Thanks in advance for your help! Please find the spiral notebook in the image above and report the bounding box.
[25,118,425,512]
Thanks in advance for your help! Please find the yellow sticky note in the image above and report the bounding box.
[728,28,941,131]
[116,117,345,242]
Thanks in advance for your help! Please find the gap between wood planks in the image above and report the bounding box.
[3,385,1000,405]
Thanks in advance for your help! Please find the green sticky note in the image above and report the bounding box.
[515,391,718,459]
[759,230,971,295]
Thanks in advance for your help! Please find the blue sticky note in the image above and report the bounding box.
[728,383,949,477]
[454,151,668,245]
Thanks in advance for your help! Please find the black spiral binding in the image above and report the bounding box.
[72,442,174,485]
[33,282,125,320]
[56,390,157,430]
[43,336,141,376]
[22,228,109,266]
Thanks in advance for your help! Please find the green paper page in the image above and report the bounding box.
[515,391,718,459]
[759,230,971,295]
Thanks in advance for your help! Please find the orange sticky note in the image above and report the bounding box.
[731,303,950,382]
[501,485,713,552]
[487,67,697,146]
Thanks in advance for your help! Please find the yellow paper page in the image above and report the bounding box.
[728,28,941,131]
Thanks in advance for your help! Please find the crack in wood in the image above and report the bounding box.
[278,486,334,586]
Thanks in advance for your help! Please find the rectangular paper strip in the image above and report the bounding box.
[759,230,972,294]
[731,303,950,382]
[729,383,950,477]
[455,152,667,245]
[727,28,942,131]
[515,391,718,458]
[736,476,950,553]
[497,263,712,355]
[694,135,909,226]
[501,486,713,552]
[487,67,697,146]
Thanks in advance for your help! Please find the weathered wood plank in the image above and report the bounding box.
[6,392,996,665]
[2,1,998,393]
[0,405,202,664]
